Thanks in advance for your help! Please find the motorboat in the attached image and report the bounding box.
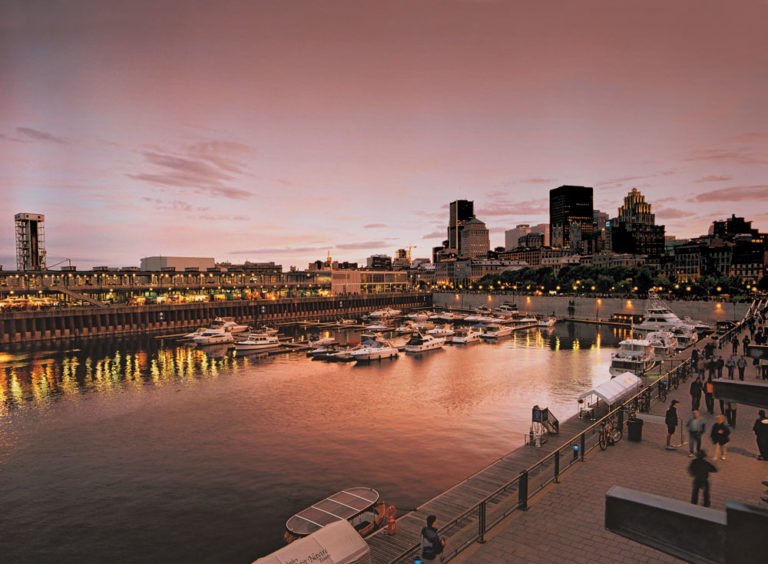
[259,326,280,336]
[350,338,399,361]
[180,327,207,341]
[369,307,401,319]
[395,321,420,334]
[366,323,390,331]
[448,326,482,344]
[337,318,357,325]
[480,324,513,339]
[634,295,710,337]
[404,332,445,353]
[671,325,698,349]
[308,336,336,347]
[406,312,430,321]
[435,311,464,322]
[211,317,249,334]
[427,325,454,338]
[609,338,656,376]
[235,332,280,352]
[283,487,388,543]
[536,315,557,328]
[512,316,538,326]
[646,331,678,359]
[193,327,235,345]
[308,343,344,360]
[494,302,519,316]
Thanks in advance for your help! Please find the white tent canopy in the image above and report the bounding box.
[578,372,642,405]
[253,520,371,564]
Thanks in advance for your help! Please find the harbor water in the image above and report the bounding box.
[0,322,625,562]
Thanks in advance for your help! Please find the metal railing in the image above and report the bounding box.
[386,358,692,563]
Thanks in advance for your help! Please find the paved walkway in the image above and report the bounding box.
[452,335,767,564]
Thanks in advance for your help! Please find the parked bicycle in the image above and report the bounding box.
[658,379,668,402]
[638,388,652,413]
[598,415,623,450]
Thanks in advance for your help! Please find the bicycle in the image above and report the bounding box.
[658,379,668,402]
[638,388,652,413]
[598,415,623,450]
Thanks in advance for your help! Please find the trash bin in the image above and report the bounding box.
[627,417,643,442]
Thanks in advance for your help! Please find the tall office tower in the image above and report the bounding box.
[15,213,47,271]
[460,218,490,258]
[448,200,474,255]
[610,188,665,256]
[549,186,594,252]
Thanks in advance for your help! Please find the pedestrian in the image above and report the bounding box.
[743,335,751,353]
[420,515,446,563]
[707,357,716,379]
[689,449,717,507]
[753,410,768,460]
[704,376,715,414]
[665,400,680,450]
[686,410,706,457]
[689,376,703,411]
[691,348,700,372]
[716,355,724,378]
[737,355,747,381]
[725,355,735,379]
[710,414,731,461]
[725,401,737,427]
[732,335,739,355]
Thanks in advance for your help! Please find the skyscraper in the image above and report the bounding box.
[15,213,46,271]
[448,200,474,255]
[459,218,490,258]
[549,186,594,252]
[610,188,665,256]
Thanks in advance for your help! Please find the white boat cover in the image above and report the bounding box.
[578,372,642,405]
[253,520,371,564]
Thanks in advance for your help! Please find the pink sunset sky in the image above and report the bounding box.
[1,0,767,269]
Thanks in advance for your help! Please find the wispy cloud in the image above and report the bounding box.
[655,207,696,220]
[141,197,209,212]
[422,231,445,240]
[522,177,557,184]
[596,170,676,189]
[476,196,547,217]
[691,185,768,202]
[696,175,731,183]
[231,245,327,255]
[688,148,768,165]
[127,141,253,199]
[364,223,388,229]
[0,126,67,144]
[336,241,390,250]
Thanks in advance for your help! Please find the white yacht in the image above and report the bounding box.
[494,302,519,316]
[235,332,280,351]
[406,312,430,322]
[193,327,235,346]
[404,332,445,353]
[634,296,710,338]
[435,311,464,322]
[448,326,482,344]
[480,324,513,339]
[180,327,207,341]
[211,317,249,334]
[512,316,538,326]
[366,323,390,331]
[350,338,399,361]
[427,325,455,338]
[369,307,402,319]
[536,315,557,328]
[609,339,656,376]
[308,336,336,347]
[646,331,678,359]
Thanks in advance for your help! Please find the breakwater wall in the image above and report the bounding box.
[433,292,749,324]
[0,292,431,345]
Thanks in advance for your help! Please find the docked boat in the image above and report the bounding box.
[337,318,357,325]
[435,311,464,322]
[536,315,557,328]
[480,324,513,339]
[427,325,455,338]
[308,336,336,347]
[180,327,207,341]
[193,327,235,345]
[366,323,390,331]
[634,295,709,343]
[308,343,344,360]
[404,332,445,353]
[609,338,656,376]
[646,331,678,359]
[495,302,519,316]
[406,312,430,321]
[448,326,482,344]
[512,316,538,326]
[350,338,399,361]
[235,332,280,351]
[283,487,387,543]
[369,307,401,319]
[211,317,249,334]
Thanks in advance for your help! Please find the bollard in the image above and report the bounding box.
[572,443,579,462]
[554,450,560,483]
[518,470,529,511]
[478,501,487,543]
[580,433,586,461]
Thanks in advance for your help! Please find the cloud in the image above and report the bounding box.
[688,148,768,165]
[655,207,696,220]
[596,170,677,189]
[691,185,768,203]
[476,197,547,217]
[231,245,328,255]
[1,126,67,144]
[522,177,557,184]
[422,231,445,240]
[696,175,731,183]
[727,132,768,144]
[363,223,388,229]
[198,214,249,221]
[336,241,390,250]
[141,197,208,212]
[127,144,253,199]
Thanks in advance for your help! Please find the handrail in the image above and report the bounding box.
[385,356,692,563]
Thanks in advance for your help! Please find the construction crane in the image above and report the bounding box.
[47,258,72,270]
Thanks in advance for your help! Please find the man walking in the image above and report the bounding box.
[665,400,680,450]
[704,377,715,414]
[420,515,446,563]
[737,355,747,381]
[732,335,739,355]
[689,376,703,411]
[686,410,706,457]
[725,355,735,379]
[716,355,724,379]
[689,450,717,507]
[753,410,768,461]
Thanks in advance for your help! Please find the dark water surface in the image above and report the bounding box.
[0,323,624,563]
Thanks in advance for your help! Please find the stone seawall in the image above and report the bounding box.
[433,292,748,324]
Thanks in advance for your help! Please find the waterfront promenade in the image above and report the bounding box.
[452,344,766,563]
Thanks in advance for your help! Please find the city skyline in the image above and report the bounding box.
[2,0,767,269]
